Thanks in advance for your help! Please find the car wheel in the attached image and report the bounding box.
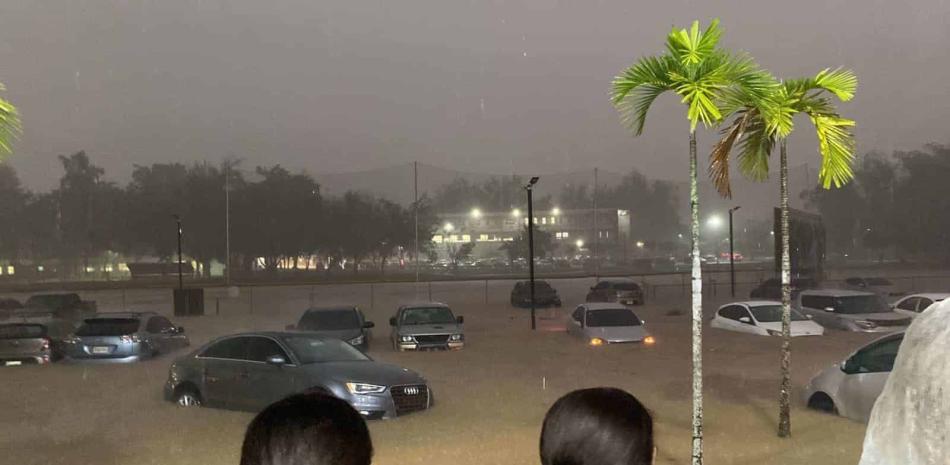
[807,393,838,415]
[174,386,202,408]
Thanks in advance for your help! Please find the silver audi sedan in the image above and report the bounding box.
[165,332,432,419]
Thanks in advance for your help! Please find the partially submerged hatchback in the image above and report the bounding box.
[64,312,189,363]
[796,290,910,332]
[0,319,72,365]
[568,303,655,346]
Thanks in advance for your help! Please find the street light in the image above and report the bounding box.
[728,206,741,297]
[576,239,585,249]
[173,214,183,290]
[443,222,454,233]
[470,208,482,219]
[706,214,724,230]
[511,208,521,218]
[636,241,645,248]
[525,176,539,330]
[552,207,561,216]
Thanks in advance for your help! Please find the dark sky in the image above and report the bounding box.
[1,0,948,190]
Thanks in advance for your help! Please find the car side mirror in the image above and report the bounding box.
[389,317,397,327]
[265,355,287,366]
[739,316,752,324]
[456,316,464,324]
[363,321,375,329]
[176,326,185,334]
[842,357,860,374]
[823,306,836,312]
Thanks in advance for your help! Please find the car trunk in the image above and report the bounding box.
[0,324,50,364]
[75,319,141,358]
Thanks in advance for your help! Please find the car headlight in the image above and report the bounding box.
[643,336,656,346]
[400,335,414,343]
[854,320,877,329]
[449,334,463,342]
[767,329,782,336]
[589,337,605,346]
[346,382,386,394]
[348,335,364,345]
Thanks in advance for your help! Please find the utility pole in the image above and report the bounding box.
[729,206,741,297]
[174,215,183,290]
[592,168,599,275]
[525,176,539,330]
[225,160,231,286]
[414,161,419,283]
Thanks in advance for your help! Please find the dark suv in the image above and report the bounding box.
[287,306,374,351]
[749,277,819,300]
[585,279,644,305]
[510,280,562,308]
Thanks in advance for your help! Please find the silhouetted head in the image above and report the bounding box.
[240,392,373,465]
[540,387,654,465]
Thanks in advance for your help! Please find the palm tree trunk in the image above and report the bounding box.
[778,138,792,437]
[689,129,704,465]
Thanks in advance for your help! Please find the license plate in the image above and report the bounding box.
[5,361,22,366]
[92,346,110,354]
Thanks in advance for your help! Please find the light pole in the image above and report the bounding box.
[729,206,741,297]
[173,214,183,290]
[525,176,539,330]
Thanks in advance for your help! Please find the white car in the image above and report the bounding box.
[803,332,904,423]
[891,293,949,318]
[710,301,824,337]
[568,303,655,346]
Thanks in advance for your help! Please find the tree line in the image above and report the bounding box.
[0,151,440,277]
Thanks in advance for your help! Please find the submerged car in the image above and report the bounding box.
[891,293,948,318]
[796,290,910,332]
[0,318,73,365]
[710,301,824,337]
[510,280,562,308]
[749,277,819,300]
[165,332,431,419]
[585,278,644,305]
[804,332,903,423]
[287,306,374,350]
[568,303,655,346]
[63,312,189,363]
[843,277,906,299]
[389,303,464,351]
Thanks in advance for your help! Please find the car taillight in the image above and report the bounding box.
[119,334,141,344]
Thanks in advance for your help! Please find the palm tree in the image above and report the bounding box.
[611,19,772,465]
[0,82,21,157]
[708,68,857,437]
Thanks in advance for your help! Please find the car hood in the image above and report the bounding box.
[756,320,825,336]
[584,325,647,342]
[836,312,910,324]
[399,323,460,335]
[298,329,363,341]
[304,361,426,386]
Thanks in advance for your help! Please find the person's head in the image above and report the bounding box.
[240,392,373,465]
[540,388,654,465]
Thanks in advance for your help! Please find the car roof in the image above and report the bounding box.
[86,312,155,319]
[304,306,357,313]
[399,302,450,310]
[599,277,636,282]
[583,303,637,311]
[723,301,782,307]
[799,289,875,297]
[215,331,335,340]
[904,293,950,300]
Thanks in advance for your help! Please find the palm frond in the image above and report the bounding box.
[736,113,774,181]
[0,84,22,155]
[666,19,721,66]
[611,55,675,135]
[811,113,856,188]
[813,68,858,102]
[708,110,752,198]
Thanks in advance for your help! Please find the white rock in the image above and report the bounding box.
[859,299,950,465]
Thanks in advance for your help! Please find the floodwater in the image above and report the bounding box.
[0,278,880,465]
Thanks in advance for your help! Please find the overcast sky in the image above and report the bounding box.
[1,0,948,190]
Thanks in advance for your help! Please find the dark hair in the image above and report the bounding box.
[240,392,373,465]
[540,388,654,465]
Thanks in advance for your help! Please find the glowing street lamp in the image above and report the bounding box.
[706,214,724,230]
[443,222,454,233]
[470,208,482,219]
[636,241,645,248]
[552,207,561,216]
[511,208,521,218]
[576,239,585,248]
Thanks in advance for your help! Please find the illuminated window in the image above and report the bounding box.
[104,265,114,273]
[5,266,12,275]
[432,235,443,243]
[461,234,471,242]
[479,234,489,241]
[562,231,569,238]
[550,217,556,224]
[533,217,538,224]
[542,217,547,225]
[84,266,95,273]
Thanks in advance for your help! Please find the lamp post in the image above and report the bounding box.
[173,214,183,290]
[525,176,539,330]
[729,206,741,297]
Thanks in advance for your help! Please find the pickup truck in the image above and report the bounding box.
[21,293,97,324]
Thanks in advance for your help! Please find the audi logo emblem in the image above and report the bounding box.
[404,386,420,396]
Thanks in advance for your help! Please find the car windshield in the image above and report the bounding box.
[282,336,370,364]
[76,318,140,336]
[400,307,456,325]
[298,309,359,331]
[613,282,640,291]
[586,308,641,327]
[866,278,893,286]
[750,305,808,322]
[833,295,892,314]
[0,324,46,339]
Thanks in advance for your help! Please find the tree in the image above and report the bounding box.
[708,68,857,437]
[0,164,27,262]
[499,227,554,263]
[611,19,771,463]
[447,241,476,268]
[891,144,950,263]
[55,151,112,275]
[0,82,20,159]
